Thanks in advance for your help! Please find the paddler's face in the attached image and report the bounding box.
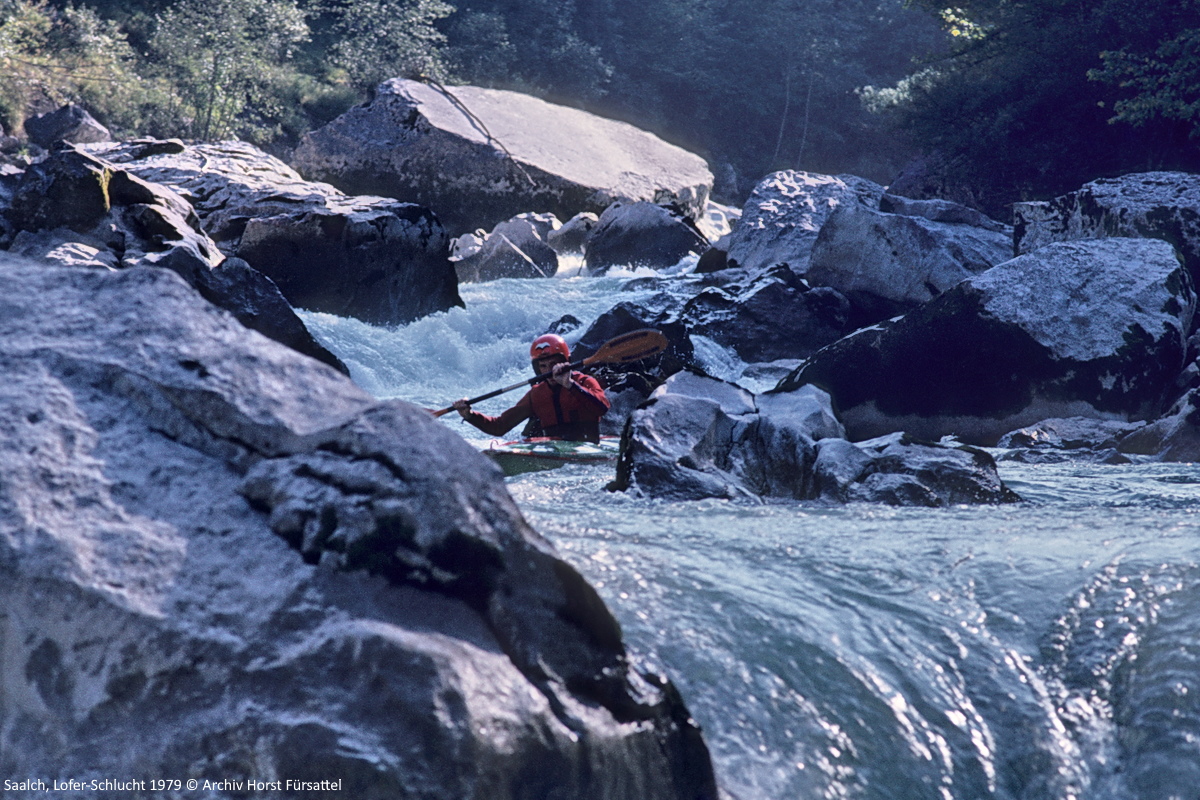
[534,354,566,375]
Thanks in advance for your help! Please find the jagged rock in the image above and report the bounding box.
[0,254,717,800]
[725,171,885,274]
[2,146,345,371]
[1013,172,1200,286]
[584,202,709,274]
[807,201,1013,326]
[84,139,461,325]
[678,265,852,363]
[455,213,560,282]
[547,211,599,255]
[611,371,1016,504]
[292,79,713,235]
[995,416,1143,464]
[777,238,1195,445]
[23,103,111,149]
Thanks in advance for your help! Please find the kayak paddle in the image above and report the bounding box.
[430,328,669,417]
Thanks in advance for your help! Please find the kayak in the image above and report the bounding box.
[478,436,621,476]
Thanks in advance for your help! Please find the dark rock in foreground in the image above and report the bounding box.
[612,370,1018,505]
[778,238,1195,445]
[0,255,717,799]
[85,139,461,326]
[292,79,713,236]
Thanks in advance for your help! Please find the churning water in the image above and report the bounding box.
[301,267,1200,800]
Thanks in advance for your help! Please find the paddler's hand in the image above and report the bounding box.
[551,362,572,387]
[452,398,472,419]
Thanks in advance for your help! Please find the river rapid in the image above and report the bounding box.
[301,265,1200,800]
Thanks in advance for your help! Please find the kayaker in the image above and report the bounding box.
[452,333,610,442]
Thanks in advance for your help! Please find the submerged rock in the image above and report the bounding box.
[292,79,713,236]
[995,416,1143,464]
[0,254,717,799]
[778,238,1195,445]
[612,370,1017,505]
[85,139,461,326]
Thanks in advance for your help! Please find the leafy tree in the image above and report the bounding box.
[869,0,1200,215]
[0,0,149,135]
[147,0,308,141]
[321,0,453,91]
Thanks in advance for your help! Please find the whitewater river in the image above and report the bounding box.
[302,267,1200,800]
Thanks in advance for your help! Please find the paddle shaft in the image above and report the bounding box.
[431,359,586,417]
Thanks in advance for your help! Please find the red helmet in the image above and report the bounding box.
[530,333,570,361]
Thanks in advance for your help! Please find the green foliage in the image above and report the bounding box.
[322,0,452,91]
[1091,25,1200,140]
[145,0,308,141]
[876,0,1200,214]
[0,0,149,134]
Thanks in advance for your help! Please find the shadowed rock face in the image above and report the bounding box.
[0,255,717,800]
[292,79,714,236]
[777,238,1195,445]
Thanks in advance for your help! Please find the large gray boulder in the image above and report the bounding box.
[725,171,885,274]
[777,238,1196,445]
[0,255,717,799]
[612,370,1016,504]
[806,200,1013,325]
[84,139,461,325]
[1013,172,1200,287]
[291,79,714,236]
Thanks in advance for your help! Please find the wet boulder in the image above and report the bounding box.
[454,212,560,282]
[1116,388,1200,462]
[24,103,111,149]
[292,78,713,236]
[1013,172,1200,286]
[725,171,884,274]
[678,265,853,363]
[84,139,461,325]
[612,370,1017,504]
[995,416,1143,464]
[584,201,710,274]
[777,238,1196,445]
[547,211,599,255]
[0,254,718,800]
[806,200,1013,326]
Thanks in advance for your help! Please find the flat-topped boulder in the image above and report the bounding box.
[777,238,1196,445]
[0,253,717,799]
[85,139,461,325]
[291,79,714,235]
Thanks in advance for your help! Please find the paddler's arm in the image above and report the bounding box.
[566,370,610,413]
[453,392,533,436]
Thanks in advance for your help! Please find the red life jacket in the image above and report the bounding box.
[525,373,609,442]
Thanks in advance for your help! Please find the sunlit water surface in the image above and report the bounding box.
[301,268,1200,800]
